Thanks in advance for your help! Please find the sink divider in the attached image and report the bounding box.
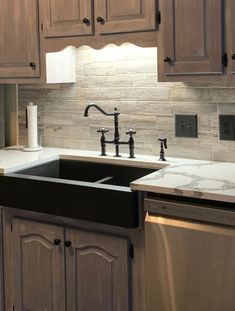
[94,176,114,184]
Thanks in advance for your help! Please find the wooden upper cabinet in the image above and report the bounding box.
[158,0,224,80]
[230,0,235,75]
[41,0,157,38]
[0,0,40,78]
[95,0,157,34]
[65,228,130,311]
[42,0,93,37]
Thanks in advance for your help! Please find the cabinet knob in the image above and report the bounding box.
[83,18,90,26]
[64,240,72,248]
[96,16,105,24]
[53,239,61,246]
[29,62,36,69]
[164,57,174,65]
[232,54,235,60]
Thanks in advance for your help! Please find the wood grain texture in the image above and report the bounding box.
[66,228,130,311]
[3,213,66,311]
[95,0,156,34]
[41,0,93,37]
[2,207,146,311]
[158,0,225,81]
[0,0,40,78]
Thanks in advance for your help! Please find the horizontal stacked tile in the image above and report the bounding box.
[18,44,235,162]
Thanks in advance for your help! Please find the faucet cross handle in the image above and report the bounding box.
[158,137,167,149]
[97,128,109,156]
[97,128,109,134]
[126,129,136,137]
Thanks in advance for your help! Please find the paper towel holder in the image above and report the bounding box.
[22,102,42,152]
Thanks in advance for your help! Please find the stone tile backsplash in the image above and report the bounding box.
[18,44,235,162]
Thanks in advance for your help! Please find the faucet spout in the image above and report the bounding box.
[84,104,119,117]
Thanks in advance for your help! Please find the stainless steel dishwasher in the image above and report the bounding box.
[144,195,235,311]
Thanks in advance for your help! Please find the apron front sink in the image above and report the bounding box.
[2,159,156,228]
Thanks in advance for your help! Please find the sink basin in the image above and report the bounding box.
[1,159,156,228]
[13,159,155,187]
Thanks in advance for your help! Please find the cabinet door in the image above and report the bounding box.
[230,0,235,74]
[41,0,93,37]
[3,217,66,311]
[0,0,40,78]
[66,228,130,311]
[95,0,157,34]
[158,0,224,78]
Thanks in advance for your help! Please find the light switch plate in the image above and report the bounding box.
[219,115,235,140]
[175,114,198,138]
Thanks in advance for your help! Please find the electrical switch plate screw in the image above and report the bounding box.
[219,115,235,140]
[175,114,198,138]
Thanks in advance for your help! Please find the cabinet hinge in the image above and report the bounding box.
[129,244,134,259]
[11,221,13,232]
[41,23,44,32]
[13,305,15,311]
[156,10,161,25]
[222,53,228,67]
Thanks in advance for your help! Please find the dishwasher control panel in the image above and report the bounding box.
[145,198,235,227]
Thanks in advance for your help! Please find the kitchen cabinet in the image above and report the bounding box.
[0,0,40,79]
[66,228,129,311]
[41,0,157,38]
[229,0,235,80]
[3,209,130,311]
[158,0,226,82]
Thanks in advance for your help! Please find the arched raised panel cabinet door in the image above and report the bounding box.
[65,228,130,311]
[3,217,66,311]
[95,0,157,34]
[41,0,93,37]
[158,0,224,79]
[0,0,40,78]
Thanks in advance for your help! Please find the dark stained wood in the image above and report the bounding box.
[229,0,235,76]
[3,213,66,311]
[0,0,40,78]
[41,0,93,37]
[95,0,157,34]
[2,206,145,311]
[158,0,225,82]
[66,228,130,311]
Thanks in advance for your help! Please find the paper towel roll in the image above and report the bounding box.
[27,102,38,148]
[22,102,42,152]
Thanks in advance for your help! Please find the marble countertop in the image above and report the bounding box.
[0,146,234,203]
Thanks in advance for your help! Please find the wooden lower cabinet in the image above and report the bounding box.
[2,210,130,311]
[3,217,66,311]
[66,228,130,311]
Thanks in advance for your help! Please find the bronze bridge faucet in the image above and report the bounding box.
[84,104,136,158]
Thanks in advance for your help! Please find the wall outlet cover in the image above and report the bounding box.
[175,114,198,138]
[219,115,235,140]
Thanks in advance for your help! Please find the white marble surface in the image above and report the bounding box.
[131,161,235,203]
[0,146,167,174]
[0,146,234,203]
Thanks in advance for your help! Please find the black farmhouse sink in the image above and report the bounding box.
[1,159,156,228]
